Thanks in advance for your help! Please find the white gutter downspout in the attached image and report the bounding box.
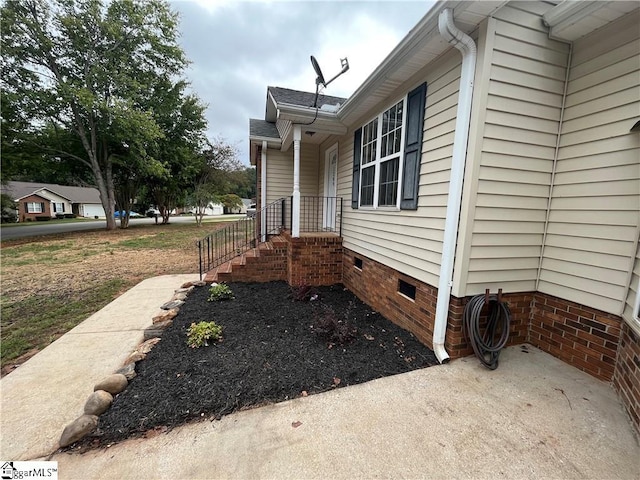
[261,141,267,242]
[433,8,477,364]
[292,125,301,237]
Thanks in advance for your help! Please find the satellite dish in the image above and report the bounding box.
[310,55,349,88]
[310,55,326,87]
[309,55,349,108]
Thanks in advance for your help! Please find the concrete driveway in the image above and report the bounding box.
[51,346,640,479]
[1,275,638,479]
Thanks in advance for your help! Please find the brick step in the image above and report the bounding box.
[269,235,287,246]
[204,239,287,283]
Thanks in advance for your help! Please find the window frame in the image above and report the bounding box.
[357,95,408,210]
[26,202,43,213]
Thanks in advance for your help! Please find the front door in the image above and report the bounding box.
[323,146,338,230]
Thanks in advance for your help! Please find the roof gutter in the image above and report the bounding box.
[277,104,348,135]
[338,1,459,121]
[432,8,478,364]
[277,103,340,121]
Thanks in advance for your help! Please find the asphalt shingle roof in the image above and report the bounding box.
[268,86,346,109]
[249,119,280,139]
[3,181,102,203]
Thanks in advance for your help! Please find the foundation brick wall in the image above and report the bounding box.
[283,231,343,286]
[613,323,640,432]
[445,293,532,359]
[529,292,622,381]
[343,249,533,358]
[342,249,436,348]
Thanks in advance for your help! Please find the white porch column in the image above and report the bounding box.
[292,125,301,237]
[260,141,267,242]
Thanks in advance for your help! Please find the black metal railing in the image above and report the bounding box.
[290,196,343,235]
[197,198,287,279]
[197,196,343,279]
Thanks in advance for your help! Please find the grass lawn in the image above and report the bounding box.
[0,220,232,375]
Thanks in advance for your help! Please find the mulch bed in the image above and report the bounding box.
[93,281,438,445]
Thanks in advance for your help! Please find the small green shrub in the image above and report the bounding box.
[207,283,234,302]
[186,321,223,348]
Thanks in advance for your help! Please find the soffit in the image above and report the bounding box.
[543,1,639,41]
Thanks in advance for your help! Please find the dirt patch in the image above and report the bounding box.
[89,281,438,447]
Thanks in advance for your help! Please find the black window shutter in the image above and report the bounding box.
[400,82,427,210]
[24,202,28,213]
[41,202,45,212]
[352,127,362,209]
[62,203,65,212]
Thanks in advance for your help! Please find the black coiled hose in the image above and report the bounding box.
[462,293,511,370]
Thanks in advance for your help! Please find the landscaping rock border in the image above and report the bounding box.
[58,280,207,448]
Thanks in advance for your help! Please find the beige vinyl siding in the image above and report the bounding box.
[265,149,292,205]
[334,51,463,287]
[265,144,319,206]
[459,2,569,296]
[538,8,640,315]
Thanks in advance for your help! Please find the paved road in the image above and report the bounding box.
[0,215,243,241]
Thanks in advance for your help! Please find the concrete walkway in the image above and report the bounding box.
[1,275,639,479]
[0,274,198,460]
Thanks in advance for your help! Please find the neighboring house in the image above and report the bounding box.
[241,0,640,432]
[3,181,106,220]
[188,202,224,216]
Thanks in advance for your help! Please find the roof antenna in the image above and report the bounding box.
[310,55,349,107]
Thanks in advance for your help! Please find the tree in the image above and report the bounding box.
[1,0,190,230]
[144,81,208,225]
[189,139,243,226]
[227,167,257,200]
[220,194,243,213]
[190,183,219,226]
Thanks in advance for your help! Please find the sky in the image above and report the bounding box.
[168,0,436,164]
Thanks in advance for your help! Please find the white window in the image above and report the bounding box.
[358,98,406,208]
[26,202,43,213]
[53,202,65,213]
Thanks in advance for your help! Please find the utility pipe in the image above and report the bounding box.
[432,9,478,364]
[261,140,267,242]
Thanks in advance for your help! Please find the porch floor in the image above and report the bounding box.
[53,344,639,479]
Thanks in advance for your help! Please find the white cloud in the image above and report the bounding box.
[170,0,434,163]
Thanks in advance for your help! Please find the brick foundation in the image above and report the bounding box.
[343,249,531,358]
[613,323,640,432]
[343,248,437,348]
[283,231,343,286]
[529,292,621,381]
[446,293,532,359]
